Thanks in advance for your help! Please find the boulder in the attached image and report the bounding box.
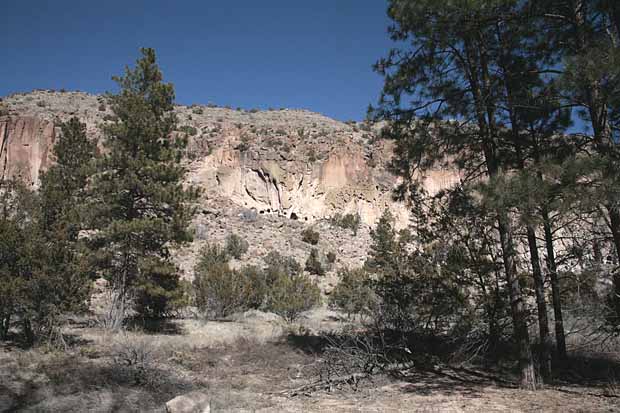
[165,392,210,413]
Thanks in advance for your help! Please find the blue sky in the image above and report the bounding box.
[2,1,392,121]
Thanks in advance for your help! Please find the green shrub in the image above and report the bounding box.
[330,213,361,235]
[193,262,253,319]
[263,251,302,276]
[305,248,325,276]
[192,246,320,321]
[179,125,198,136]
[264,273,321,322]
[237,134,251,152]
[301,227,320,245]
[225,233,249,259]
[196,243,229,267]
[36,100,47,107]
[328,268,376,319]
[192,106,204,115]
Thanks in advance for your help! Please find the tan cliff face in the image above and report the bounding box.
[0,116,56,186]
[0,90,462,227]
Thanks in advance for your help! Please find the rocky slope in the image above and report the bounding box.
[0,89,461,282]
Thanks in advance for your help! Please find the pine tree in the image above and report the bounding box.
[540,0,620,324]
[89,48,197,326]
[372,0,537,388]
[0,118,96,344]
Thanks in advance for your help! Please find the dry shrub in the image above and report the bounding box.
[225,233,249,259]
[111,333,159,386]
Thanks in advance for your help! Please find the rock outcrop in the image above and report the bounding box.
[165,392,210,413]
[0,116,56,186]
[1,90,462,227]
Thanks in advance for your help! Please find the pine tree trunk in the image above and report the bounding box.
[23,318,34,345]
[526,225,552,379]
[498,212,537,389]
[0,314,9,340]
[542,207,567,359]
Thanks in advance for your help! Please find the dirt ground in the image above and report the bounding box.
[1,309,619,413]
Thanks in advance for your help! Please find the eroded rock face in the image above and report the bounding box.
[0,116,56,187]
[191,144,408,224]
[1,90,462,227]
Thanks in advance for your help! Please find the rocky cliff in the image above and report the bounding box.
[0,116,56,186]
[0,90,462,227]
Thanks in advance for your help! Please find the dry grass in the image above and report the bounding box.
[1,310,620,412]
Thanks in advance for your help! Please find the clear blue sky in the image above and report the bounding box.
[2,1,392,121]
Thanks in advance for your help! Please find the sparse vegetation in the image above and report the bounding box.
[305,248,325,276]
[225,233,249,259]
[178,125,198,136]
[330,212,362,235]
[301,227,319,245]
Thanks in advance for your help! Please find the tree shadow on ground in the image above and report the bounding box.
[2,353,198,412]
[554,352,620,385]
[125,317,187,335]
[285,330,521,398]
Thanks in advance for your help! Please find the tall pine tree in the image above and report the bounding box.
[372,0,538,388]
[89,48,197,327]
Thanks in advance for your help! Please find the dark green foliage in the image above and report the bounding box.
[330,213,361,235]
[88,48,198,324]
[305,248,325,276]
[191,106,203,115]
[225,233,249,259]
[328,267,376,319]
[364,209,467,334]
[301,227,319,245]
[0,117,96,343]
